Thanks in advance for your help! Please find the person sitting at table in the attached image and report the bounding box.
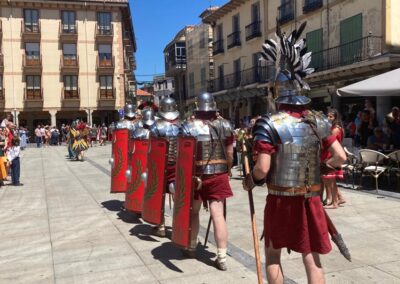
[367,127,389,150]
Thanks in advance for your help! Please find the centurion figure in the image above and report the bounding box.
[180,92,234,271]
[141,97,181,237]
[242,22,349,283]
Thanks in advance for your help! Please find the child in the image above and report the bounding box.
[7,136,23,186]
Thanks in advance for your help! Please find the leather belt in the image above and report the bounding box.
[196,159,227,166]
[267,184,321,198]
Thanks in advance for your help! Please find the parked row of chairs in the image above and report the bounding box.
[342,148,400,192]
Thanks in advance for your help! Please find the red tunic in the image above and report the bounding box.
[321,125,344,180]
[254,107,334,254]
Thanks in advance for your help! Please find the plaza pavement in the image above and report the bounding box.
[0,145,400,284]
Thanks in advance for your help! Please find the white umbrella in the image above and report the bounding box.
[337,68,400,97]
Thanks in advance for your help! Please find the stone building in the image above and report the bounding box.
[0,0,136,129]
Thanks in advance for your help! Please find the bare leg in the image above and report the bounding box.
[325,179,339,209]
[209,199,228,249]
[303,252,325,284]
[265,243,284,284]
[189,199,202,250]
[323,179,333,206]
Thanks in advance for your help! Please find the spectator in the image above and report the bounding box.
[367,127,389,150]
[40,125,45,144]
[357,110,374,147]
[19,127,28,150]
[44,126,51,147]
[364,99,377,125]
[1,114,15,129]
[34,125,42,148]
[50,127,60,145]
[7,136,23,186]
[385,107,400,149]
[0,127,8,186]
[99,123,107,146]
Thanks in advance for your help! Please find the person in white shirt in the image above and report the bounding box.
[7,136,22,186]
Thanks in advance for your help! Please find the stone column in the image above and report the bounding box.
[13,110,20,127]
[376,96,391,124]
[49,110,57,127]
[331,91,341,110]
[86,109,93,126]
[246,98,252,117]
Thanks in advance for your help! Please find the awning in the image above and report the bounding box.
[337,68,400,97]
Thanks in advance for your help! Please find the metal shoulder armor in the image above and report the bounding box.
[182,120,199,137]
[212,118,233,138]
[252,114,281,146]
[312,110,331,139]
[132,127,149,139]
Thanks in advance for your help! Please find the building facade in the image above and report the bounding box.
[0,0,136,129]
[152,74,174,106]
[203,0,271,126]
[266,0,400,122]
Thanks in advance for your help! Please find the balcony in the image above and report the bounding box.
[227,31,241,49]
[123,30,131,44]
[0,88,4,104]
[213,39,224,56]
[303,0,323,13]
[23,55,42,74]
[24,88,43,108]
[208,66,273,92]
[0,20,2,40]
[59,22,78,42]
[98,88,116,108]
[245,21,262,41]
[95,24,113,43]
[61,87,80,108]
[97,56,115,75]
[21,21,41,42]
[309,36,383,73]
[278,0,294,25]
[60,55,79,74]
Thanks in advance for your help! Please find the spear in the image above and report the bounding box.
[242,143,263,284]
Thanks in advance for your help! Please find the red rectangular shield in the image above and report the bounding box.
[172,136,196,249]
[125,139,149,213]
[141,137,168,225]
[110,129,129,193]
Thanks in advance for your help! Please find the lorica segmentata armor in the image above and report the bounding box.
[253,110,330,188]
[150,120,181,164]
[183,118,233,175]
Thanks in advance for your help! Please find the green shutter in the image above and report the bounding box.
[340,13,363,65]
[306,28,323,71]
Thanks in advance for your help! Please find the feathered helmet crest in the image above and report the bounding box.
[261,21,314,105]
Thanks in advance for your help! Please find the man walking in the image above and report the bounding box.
[34,125,42,148]
[243,23,346,283]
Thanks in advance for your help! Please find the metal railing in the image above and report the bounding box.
[245,21,261,41]
[213,39,224,55]
[61,55,79,68]
[303,0,323,13]
[60,22,77,35]
[310,35,383,72]
[96,23,113,36]
[62,87,80,99]
[278,0,294,24]
[21,20,40,34]
[98,87,115,99]
[227,31,241,49]
[208,65,274,92]
[24,88,43,100]
[97,55,115,68]
[23,54,42,67]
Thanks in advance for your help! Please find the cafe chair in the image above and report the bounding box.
[342,147,359,189]
[358,149,389,193]
[387,150,400,176]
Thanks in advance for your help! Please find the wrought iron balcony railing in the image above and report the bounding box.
[213,39,224,56]
[245,21,261,41]
[227,31,241,49]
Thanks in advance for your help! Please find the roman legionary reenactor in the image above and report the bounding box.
[181,92,234,271]
[142,97,181,237]
[242,22,349,283]
[125,107,156,214]
[110,103,141,194]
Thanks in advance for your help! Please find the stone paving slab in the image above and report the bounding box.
[0,145,399,283]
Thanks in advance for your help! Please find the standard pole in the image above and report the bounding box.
[242,143,263,284]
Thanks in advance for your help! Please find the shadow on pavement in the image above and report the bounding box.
[151,242,216,273]
[117,210,143,224]
[101,200,124,212]
[129,224,161,242]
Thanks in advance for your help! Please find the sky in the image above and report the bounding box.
[130,0,228,85]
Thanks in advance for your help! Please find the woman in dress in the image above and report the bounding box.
[321,109,346,209]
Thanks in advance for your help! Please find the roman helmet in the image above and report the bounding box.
[124,103,136,119]
[158,97,179,120]
[261,21,314,105]
[195,92,218,112]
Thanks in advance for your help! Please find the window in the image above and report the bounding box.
[24,9,39,32]
[63,43,77,60]
[175,42,186,66]
[251,2,260,22]
[199,31,206,49]
[98,44,112,60]
[61,11,76,33]
[189,72,195,92]
[0,76,3,99]
[64,75,78,98]
[252,53,261,81]
[26,75,41,99]
[25,43,40,58]
[200,68,206,87]
[234,58,241,86]
[232,14,240,33]
[217,24,223,41]
[187,39,193,58]
[99,75,113,98]
[340,13,363,65]
[97,12,112,34]
[218,64,224,90]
